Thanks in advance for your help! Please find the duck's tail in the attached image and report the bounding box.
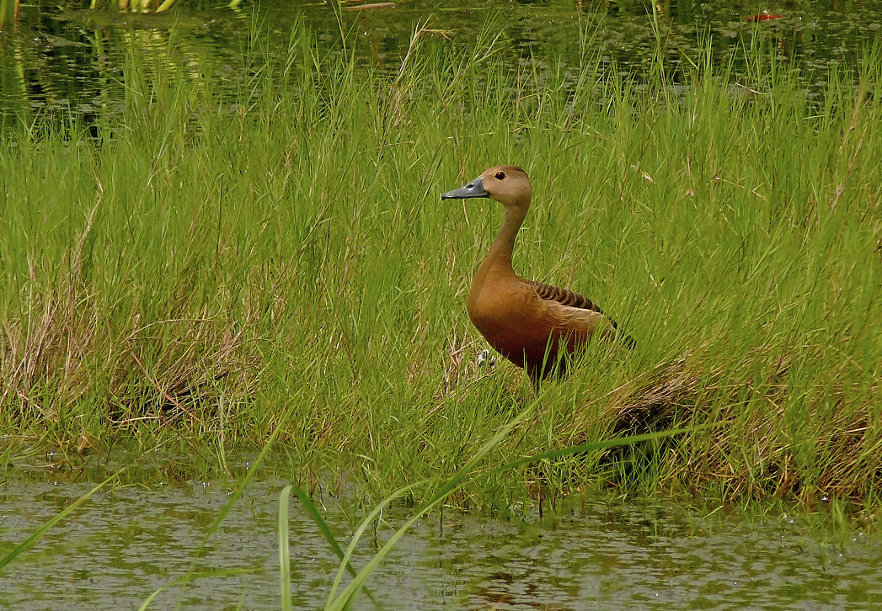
[618,330,637,350]
[607,317,636,350]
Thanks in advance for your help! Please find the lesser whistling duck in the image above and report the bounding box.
[442,165,633,386]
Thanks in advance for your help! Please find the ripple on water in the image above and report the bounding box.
[1,479,881,609]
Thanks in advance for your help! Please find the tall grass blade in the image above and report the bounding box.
[285,484,383,609]
[278,485,293,611]
[327,482,420,605]
[0,469,123,571]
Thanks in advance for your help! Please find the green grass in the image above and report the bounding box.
[1,21,880,518]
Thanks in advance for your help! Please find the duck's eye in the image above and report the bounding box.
[495,171,506,180]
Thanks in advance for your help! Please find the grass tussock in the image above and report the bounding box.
[1,21,881,515]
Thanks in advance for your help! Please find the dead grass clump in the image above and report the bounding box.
[0,284,100,422]
[563,339,882,506]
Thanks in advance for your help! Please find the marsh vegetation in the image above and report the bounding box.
[1,13,881,606]
[2,19,880,512]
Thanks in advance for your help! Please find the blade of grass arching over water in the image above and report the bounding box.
[475,424,718,526]
[0,468,123,572]
[283,482,387,609]
[490,424,719,476]
[326,416,710,610]
[326,482,422,606]
[326,397,545,610]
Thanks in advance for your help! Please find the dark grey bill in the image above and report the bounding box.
[441,176,488,200]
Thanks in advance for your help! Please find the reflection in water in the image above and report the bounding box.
[0,477,880,608]
[1,1,882,125]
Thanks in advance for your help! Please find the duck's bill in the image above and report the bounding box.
[441,176,488,200]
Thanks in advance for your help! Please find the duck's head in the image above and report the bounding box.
[441,165,531,211]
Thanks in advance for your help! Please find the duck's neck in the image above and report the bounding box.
[481,205,527,275]
[468,204,528,317]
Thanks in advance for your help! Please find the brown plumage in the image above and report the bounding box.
[442,165,633,386]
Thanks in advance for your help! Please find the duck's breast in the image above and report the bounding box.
[468,279,560,369]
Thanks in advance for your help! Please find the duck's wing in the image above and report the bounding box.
[527,280,605,314]
[527,280,636,348]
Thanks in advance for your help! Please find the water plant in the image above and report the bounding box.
[1,19,880,519]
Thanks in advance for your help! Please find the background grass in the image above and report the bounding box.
[1,21,880,515]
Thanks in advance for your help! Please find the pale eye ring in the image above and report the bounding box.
[495,171,506,180]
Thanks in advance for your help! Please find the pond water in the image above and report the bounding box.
[1,473,881,608]
[2,1,882,125]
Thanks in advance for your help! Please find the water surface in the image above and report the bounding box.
[1,475,880,608]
